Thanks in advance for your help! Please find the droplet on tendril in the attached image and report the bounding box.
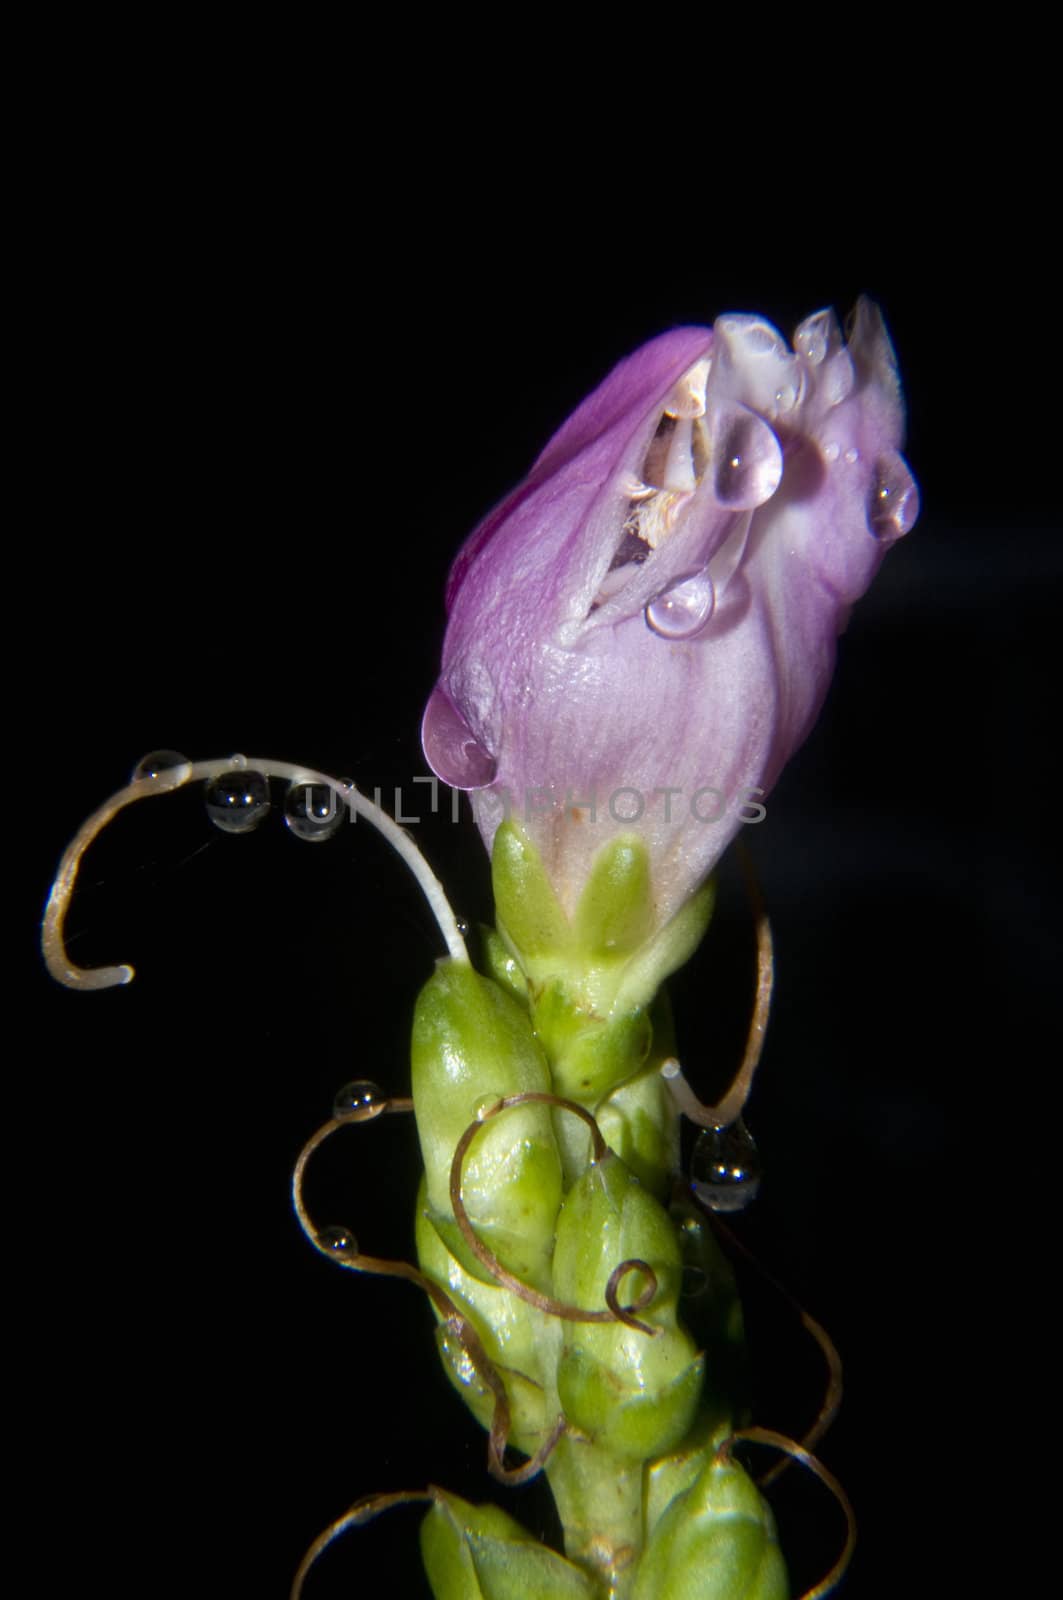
[318,1225,358,1255]
[332,1080,386,1121]
[645,570,716,640]
[131,750,192,787]
[204,769,270,834]
[690,1119,762,1212]
[284,780,345,842]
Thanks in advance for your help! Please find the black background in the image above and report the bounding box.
[22,104,1058,1600]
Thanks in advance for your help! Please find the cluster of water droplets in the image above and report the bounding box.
[131,752,355,842]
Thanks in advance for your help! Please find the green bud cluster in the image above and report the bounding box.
[410,822,786,1599]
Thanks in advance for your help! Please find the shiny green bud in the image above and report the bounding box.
[632,1447,789,1600]
[412,960,562,1291]
[421,1489,598,1600]
[553,1153,703,1461]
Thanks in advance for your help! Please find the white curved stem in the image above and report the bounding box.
[42,756,469,990]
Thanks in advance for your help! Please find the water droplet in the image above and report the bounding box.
[822,350,855,407]
[713,408,783,508]
[690,1119,762,1212]
[284,780,345,842]
[794,308,841,367]
[774,382,798,413]
[844,447,860,465]
[822,441,840,464]
[228,752,248,770]
[681,1264,710,1298]
[131,749,192,787]
[317,1224,358,1255]
[333,1080,386,1121]
[204,769,270,834]
[868,453,920,541]
[421,686,497,790]
[645,570,716,640]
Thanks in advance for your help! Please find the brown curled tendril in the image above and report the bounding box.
[292,1112,565,1488]
[708,1212,843,1487]
[717,1427,856,1600]
[659,841,773,1130]
[448,1092,662,1338]
[290,1488,435,1600]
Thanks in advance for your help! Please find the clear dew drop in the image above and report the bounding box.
[131,749,192,787]
[713,408,783,508]
[332,1079,386,1121]
[645,570,716,640]
[868,453,920,541]
[690,1119,762,1213]
[203,769,271,834]
[421,685,497,790]
[822,350,855,408]
[794,308,839,367]
[317,1224,358,1255]
[284,780,345,842]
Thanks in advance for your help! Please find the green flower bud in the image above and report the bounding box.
[414,1179,555,1451]
[479,925,529,1006]
[491,821,716,1018]
[412,960,562,1291]
[531,977,652,1106]
[632,1446,789,1600]
[552,1153,703,1462]
[421,1489,598,1600]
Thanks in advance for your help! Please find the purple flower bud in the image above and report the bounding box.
[423,301,918,925]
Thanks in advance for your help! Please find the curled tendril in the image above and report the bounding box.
[708,1211,843,1487]
[659,843,773,1130]
[41,754,468,987]
[449,1091,662,1338]
[717,1427,856,1600]
[291,1105,565,1489]
[290,1488,435,1600]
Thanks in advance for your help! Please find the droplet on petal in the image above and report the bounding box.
[204,769,271,834]
[333,1079,386,1121]
[713,407,784,508]
[868,453,920,541]
[284,781,345,842]
[421,686,497,790]
[131,750,192,787]
[794,307,840,367]
[645,570,716,640]
[690,1119,762,1212]
[821,349,855,408]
